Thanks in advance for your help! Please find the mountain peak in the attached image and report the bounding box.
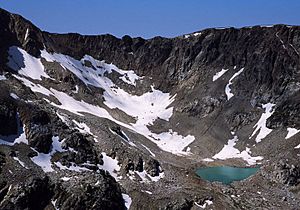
[0,8,300,210]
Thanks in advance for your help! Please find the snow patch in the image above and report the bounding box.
[120,130,135,146]
[141,144,156,157]
[56,112,69,124]
[261,25,274,28]
[15,48,195,155]
[213,68,228,81]
[31,136,65,173]
[149,130,194,155]
[225,68,244,100]
[72,120,94,136]
[195,199,213,209]
[184,32,201,38]
[40,50,141,87]
[131,162,164,183]
[193,32,202,36]
[14,78,131,133]
[51,199,59,210]
[10,93,19,99]
[99,152,120,180]
[54,161,91,172]
[61,177,71,181]
[13,128,28,145]
[13,156,28,169]
[0,75,6,80]
[73,85,79,93]
[289,43,300,55]
[109,128,136,147]
[213,136,263,165]
[50,88,112,117]
[202,158,214,162]
[103,85,194,154]
[7,46,50,80]
[24,28,29,41]
[72,120,98,142]
[285,128,300,139]
[295,144,300,149]
[135,170,165,183]
[250,103,275,143]
[276,32,287,50]
[142,190,153,194]
[122,193,132,209]
[103,86,175,124]
[52,86,193,154]
[14,75,52,96]
[32,151,53,172]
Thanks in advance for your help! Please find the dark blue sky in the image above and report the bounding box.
[1,0,300,38]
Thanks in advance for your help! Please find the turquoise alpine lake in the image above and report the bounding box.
[196,166,259,185]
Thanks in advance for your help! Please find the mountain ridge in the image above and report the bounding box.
[0,7,300,210]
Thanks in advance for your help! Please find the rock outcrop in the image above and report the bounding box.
[0,7,300,210]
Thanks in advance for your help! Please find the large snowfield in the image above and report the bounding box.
[8,46,195,155]
[7,45,298,166]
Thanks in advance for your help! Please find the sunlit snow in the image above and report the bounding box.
[14,75,52,96]
[61,177,71,181]
[213,68,228,81]
[11,47,195,155]
[72,119,98,142]
[135,170,165,183]
[56,112,69,124]
[250,103,275,143]
[202,158,214,162]
[54,161,91,172]
[122,193,132,209]
[24,28,29,41]
[73,85,79,93]
[225,68,244,100]
[195,200,213,209]
[0,75,6,80]
[41,50,141,87]
[184,32,202,38]
[276,32,287,50]
[142,190,153,194]
[10,93,19,99]
[212,136,263,165]
[31,136,65,172]
[109,127,136,146]
[98,152,120,180]
[13,156,28,169]
[141,144,156,157]
[7,46,50,80]
[149,130,194,155]
[285,127,300,139]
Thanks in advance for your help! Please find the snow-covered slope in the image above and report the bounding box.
[1,8,300,209]
[9,46,195,155]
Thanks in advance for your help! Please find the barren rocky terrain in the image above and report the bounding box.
[0,8,299,210]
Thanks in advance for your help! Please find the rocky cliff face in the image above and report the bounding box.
[0,8,300,210]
